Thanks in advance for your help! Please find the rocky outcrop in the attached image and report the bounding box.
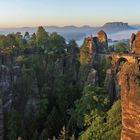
[130,31,140,54]
[97,30,108,53]
[0,65,10,93]
[80,30,108,64]
[86,68,98,86]
[130,33,136,51]
[104,69,117,105]
[117,62,140,140]
[84,36,93,55]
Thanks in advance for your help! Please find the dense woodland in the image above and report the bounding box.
[0,27,121,140]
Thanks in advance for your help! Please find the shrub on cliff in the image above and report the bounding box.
[115,42,127,53]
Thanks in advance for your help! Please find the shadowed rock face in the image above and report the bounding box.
[130,31,140,54]
[117,62,140,140]
[130,33,136,51]
[104,68,117,105]
[86,68,98,86]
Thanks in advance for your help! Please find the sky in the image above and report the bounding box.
[0,0,140,27]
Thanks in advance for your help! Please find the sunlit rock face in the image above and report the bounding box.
[130,31,140,54]
[79,30,108,57]
[117,62,140,140]
[97,30,108,53]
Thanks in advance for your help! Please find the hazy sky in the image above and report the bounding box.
[0,0,140,27]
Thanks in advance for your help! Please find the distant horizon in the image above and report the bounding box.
[0,22,140,29]
[1,0,140,28]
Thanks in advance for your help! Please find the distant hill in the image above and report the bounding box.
[0,22,137,41]
[96,22,135,34]
[131,24,140,29]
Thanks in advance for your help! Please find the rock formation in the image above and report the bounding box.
[84,35,93,55]
[101,22,133,34]
[117,62,140,140]
[97,30,108,53]
[130,31,140,54]
[80,30,108,64]
[103,22,128,28]
[104,68,117,105]
[130,33,136,52]
[86,68,98,86]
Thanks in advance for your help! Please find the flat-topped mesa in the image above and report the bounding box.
[103,22,128,28]
[130,31,140,54]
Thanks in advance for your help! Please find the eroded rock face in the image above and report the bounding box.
[117,62,140,140]
[97,30,108,43]
[97,30,108,53]
[86,68,98,86]
[104,68,116,105]
[80,30,108,59]
[130,33,136,51]
[84,36,93,55]
[130,31,140,54]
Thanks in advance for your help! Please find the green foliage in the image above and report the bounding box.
[3,27,122,140]
[48,32,65,53]
[115,42,126,53]
[98,57,112,85]
[39,129,48,140]
[68,85,121,140]
[67,40,79,54]
[28,33,37,48]
[103,100,122,140]
[16,55,28,66]
[7,108,20,140]
[79,100,121,140]
[0,35,7,48]
[36,26,49,49]
[68,85,109,135]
